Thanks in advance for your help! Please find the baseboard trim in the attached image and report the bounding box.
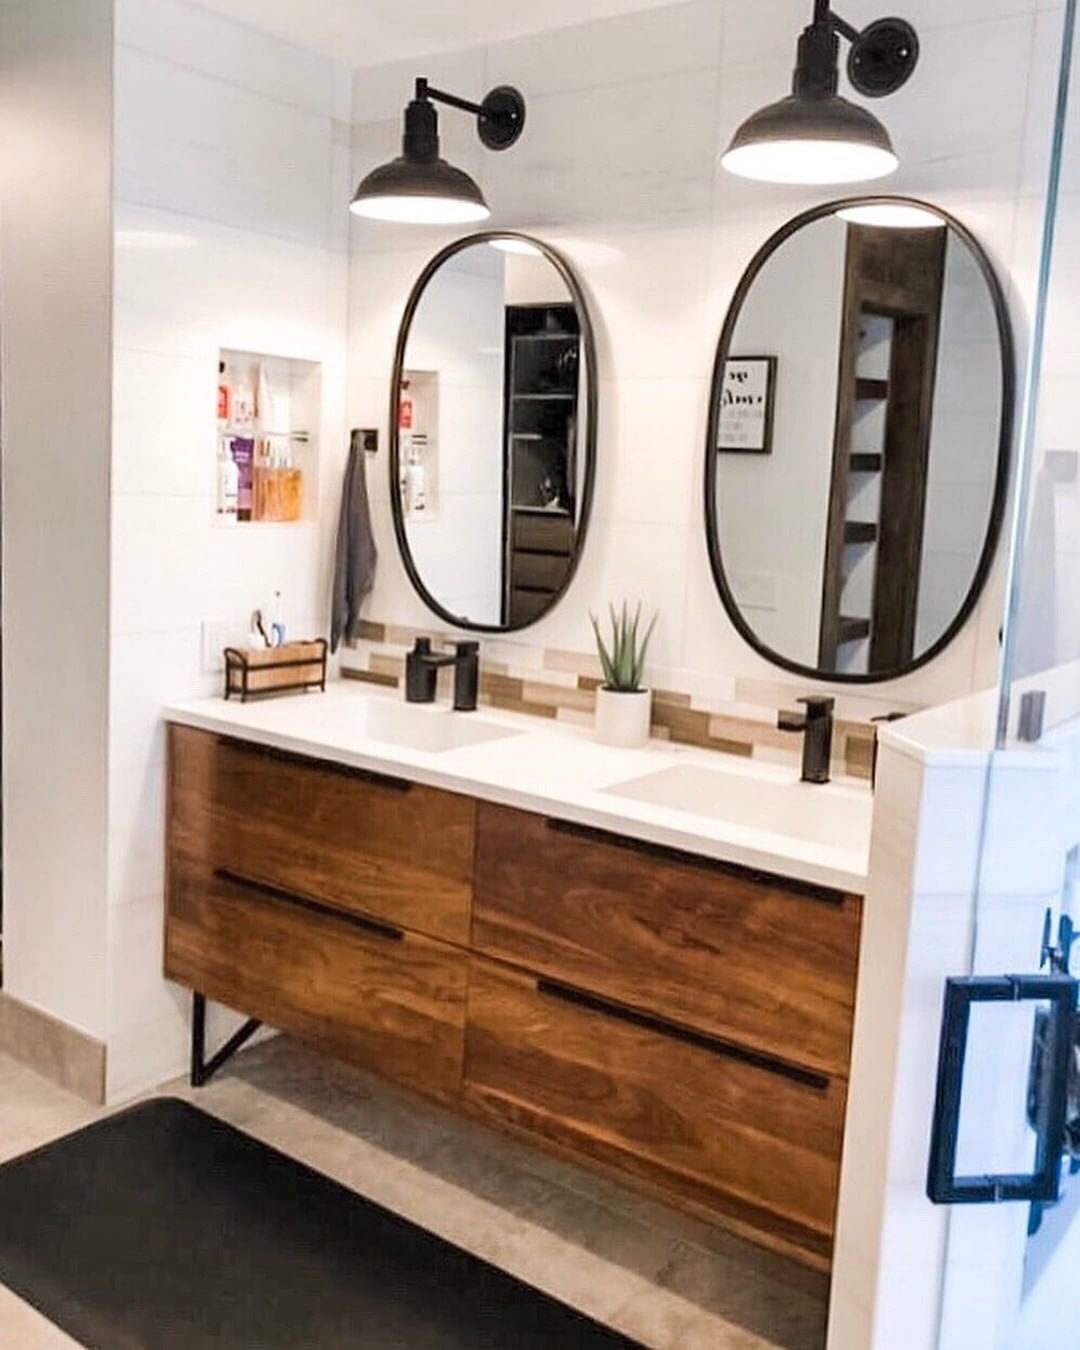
[0,992,106,1104]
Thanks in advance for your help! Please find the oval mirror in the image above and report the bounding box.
[705,197,1014,682]
[390,233,597,632]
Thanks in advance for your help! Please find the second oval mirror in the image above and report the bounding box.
[706,198,1014,682]
[391,234,596,632]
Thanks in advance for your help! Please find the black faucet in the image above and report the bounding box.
[405,638,480,711]
[778,696,835,784]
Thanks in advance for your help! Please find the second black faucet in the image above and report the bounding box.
[778,696,835,784]
[405,638,480,711]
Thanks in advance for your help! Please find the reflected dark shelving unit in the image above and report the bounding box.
[836,615,872,644]
[843,520,879,545]
[503,303,581,626]
[819,222,948,672]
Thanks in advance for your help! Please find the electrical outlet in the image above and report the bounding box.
[201,619,251,675]
[731,570,778,612]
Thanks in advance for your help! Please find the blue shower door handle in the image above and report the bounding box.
[927,973,1078,1204]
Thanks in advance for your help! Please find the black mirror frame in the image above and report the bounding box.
[704,195,1016,685]
[389,231,598,634]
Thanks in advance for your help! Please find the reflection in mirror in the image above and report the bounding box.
[392,235,595,631]
[707,198,1013,681]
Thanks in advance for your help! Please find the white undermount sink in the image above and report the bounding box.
[603,763,872,852]
[352,699,523,754]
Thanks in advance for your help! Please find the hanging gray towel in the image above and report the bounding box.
[330,431,378,653]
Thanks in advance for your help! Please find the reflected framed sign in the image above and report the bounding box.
[718,355,777,454]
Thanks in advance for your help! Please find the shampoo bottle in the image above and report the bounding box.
[232,371,256,432]
[216,436,239,519]
[405,440,426,513]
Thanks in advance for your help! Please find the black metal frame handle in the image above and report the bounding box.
[927,973,1077,1204]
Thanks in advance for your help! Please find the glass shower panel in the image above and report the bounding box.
[935,5,1080,1347]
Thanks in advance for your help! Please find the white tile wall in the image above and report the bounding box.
[344,0,1064,712]
[105,0,352,1098]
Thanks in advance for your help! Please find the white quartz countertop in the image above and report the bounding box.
[164,682,872,895]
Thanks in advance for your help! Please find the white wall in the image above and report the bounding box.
[402,247,505,624]
[0,0,115,1039]
[344,0,1064,715]
[716,218,846,667]
[105,0,352,1099]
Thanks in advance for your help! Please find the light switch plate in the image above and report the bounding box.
[201,619,251,675]
[731,570,778,612]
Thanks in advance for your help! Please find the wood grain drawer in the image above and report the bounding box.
[473,804,861,1079]
[464,959,843,1266]
[165,855,467,1101]
[169,725,474,945]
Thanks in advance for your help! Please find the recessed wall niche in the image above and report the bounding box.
[216,348,321,525]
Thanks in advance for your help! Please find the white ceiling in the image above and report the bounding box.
[193,0,690,69]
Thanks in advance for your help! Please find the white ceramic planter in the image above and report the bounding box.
[594,687,652,749]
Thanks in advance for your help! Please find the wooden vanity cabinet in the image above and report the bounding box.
[166,725,472,1104]
[464,960,846,1265]
[167,857,468,1100]
[165,724,863,1269]
[169,727,474,945]
[472,803,861,1080]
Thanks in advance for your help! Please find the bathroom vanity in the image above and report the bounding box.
[164,687,870,1271]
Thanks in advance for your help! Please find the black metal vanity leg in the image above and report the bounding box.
[189,991,262,1089]
[190,992,208,1087]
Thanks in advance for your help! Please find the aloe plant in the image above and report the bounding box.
[590,602,658,693]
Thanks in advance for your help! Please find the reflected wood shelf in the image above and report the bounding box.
[836,615,871,644]
[854,378,889,400]
[849,453,883,473]
[843,521,878,545]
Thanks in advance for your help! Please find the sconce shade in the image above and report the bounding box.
[721,91,898,185]
[350,156,490,224]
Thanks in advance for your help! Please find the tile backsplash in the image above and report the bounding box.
[345,620,898,782]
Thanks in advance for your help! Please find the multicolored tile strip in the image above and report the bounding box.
[343,620,913,782]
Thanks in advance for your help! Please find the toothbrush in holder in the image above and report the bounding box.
[270,590,286,647]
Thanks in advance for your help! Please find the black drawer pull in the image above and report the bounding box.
[535,977,830,1091]
[217,736,412,792]
[213,868,405,943]
[543,817,845,906]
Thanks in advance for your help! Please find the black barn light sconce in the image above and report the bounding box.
[722,1,919,185]
[350,79,526,224]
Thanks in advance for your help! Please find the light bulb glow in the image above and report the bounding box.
[721,139,898,185]
[837,203,944,229]
[349,195,490,224]
[489,238,542,256]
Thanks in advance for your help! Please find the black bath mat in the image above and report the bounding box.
[0,1098,643,1349]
